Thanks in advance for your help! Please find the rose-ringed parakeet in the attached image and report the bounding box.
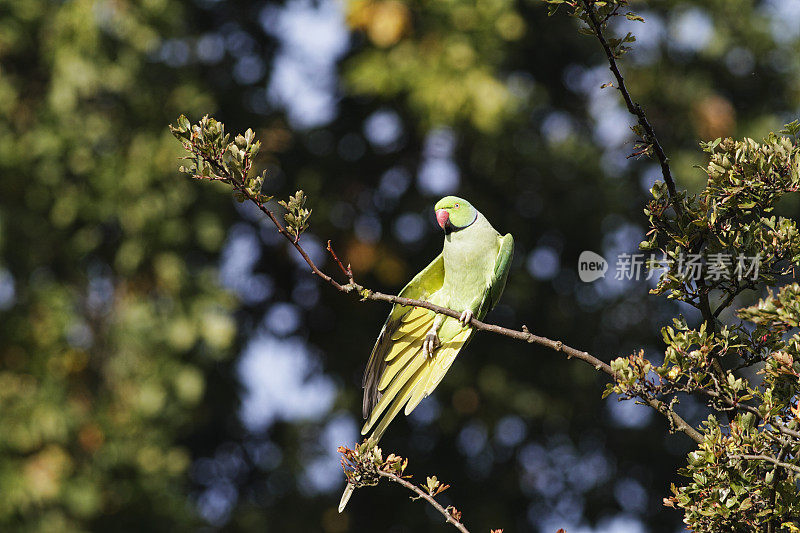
[339,196,513,512]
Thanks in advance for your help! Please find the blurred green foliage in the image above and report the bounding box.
[0,1,236,530]
[344,0,530,132]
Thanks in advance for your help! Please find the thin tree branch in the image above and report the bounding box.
[713,280,756,318]
[376,470,470,533]
[767,444,791,533]
[580,0,681,213]
[339,444,476,532]
[327,240,353,282]
[694,386,800,441]
[641,396,703,442]
[733,454,800,475]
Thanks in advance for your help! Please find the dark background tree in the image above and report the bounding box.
[2,0,799,531]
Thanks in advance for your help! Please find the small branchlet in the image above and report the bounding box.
[279,190,311,242]
[338,441,473,532]
[327,240,353,282]
[446,506,462,522]
[545,0,680,209]
[170,114,272,204]
[780,120,800,138]
[545,1,638,57]
[425,475,450,497]
[338,440,408,489]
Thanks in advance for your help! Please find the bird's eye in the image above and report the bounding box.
[454,203,460,208]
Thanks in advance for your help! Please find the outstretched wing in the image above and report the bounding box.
[361,254,444,419]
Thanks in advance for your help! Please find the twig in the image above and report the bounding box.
[713,280,756,318]
[733,454,800,475]
[327,240,353,282]
[580,0,682,213]
[190,174,229,182]
[377,470,470,533]
[339,444,476,532]
[693,386,800,441]
[767,444,791,533]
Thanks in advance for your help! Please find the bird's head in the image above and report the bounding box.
[434,196,477,234]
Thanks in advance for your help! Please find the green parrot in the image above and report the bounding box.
[339,196,514,512]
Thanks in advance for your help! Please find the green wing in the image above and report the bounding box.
[361,254,444,418]
[476,233,514,320]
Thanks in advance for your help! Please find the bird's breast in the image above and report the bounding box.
[440,222,500,310]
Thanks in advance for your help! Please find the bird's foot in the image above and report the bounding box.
[423,330,441,357]
[459,309,474,327]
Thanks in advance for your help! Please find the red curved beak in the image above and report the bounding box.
[435,209,449,229]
